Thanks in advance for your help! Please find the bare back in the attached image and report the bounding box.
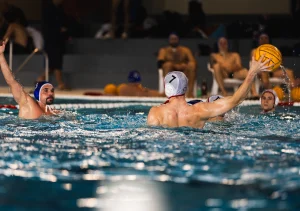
[118,84,145,96]
[148,99,207,128]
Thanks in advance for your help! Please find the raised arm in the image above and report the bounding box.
[198,56,272,119]
[0,41,28,106]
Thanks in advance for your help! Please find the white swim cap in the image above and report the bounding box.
[207,95,224,102]
[164,71,188,98]
[260,89,279,106]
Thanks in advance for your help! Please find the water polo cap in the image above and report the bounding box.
[260,89,279,106]
[128,70,141,83]
[164,71,188,98]
[34,81,53,101]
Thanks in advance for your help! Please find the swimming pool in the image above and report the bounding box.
[0,96,300,210]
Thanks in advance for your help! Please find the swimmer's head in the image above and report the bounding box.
[34,81,55,105]
[169,32,179,48]
[164,71,188,98]
[128,70,141,83]
[207,95,224,102]
[218,37,228,52]
[260,89,279,112]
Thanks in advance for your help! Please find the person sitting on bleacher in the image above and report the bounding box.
[157,32,196,98]
[118,70,164,97]
[250,33,296,88]
[2,15,33,54]
[210,37,258,98]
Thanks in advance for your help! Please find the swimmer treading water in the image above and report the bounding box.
[0,40,60,119]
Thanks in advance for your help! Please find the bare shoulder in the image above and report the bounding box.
[192,101,206,111]
[9,23,20,29]
[210,52,218,58]
[232,52,241,58]
[193,101,212,113]
[147,105,162,125]
[25,94,41,109]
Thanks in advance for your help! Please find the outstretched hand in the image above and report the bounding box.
[250,55,273,73]
[0,39,8,54]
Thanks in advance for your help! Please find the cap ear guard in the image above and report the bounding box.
[260,89,279,106]
[165,83,175,98]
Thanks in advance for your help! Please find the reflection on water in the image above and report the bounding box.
[0,105,300,210]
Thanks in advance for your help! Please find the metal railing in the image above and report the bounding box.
[9,40,49,81]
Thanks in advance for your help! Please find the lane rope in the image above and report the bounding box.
[0,94,300,109]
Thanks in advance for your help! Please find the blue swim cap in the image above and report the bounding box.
[128,70,141,83]
[34,81,53,101]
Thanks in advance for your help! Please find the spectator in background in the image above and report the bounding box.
[118,70,164,97]
[36,0,68,90]
[210,37,258,97]
[250,33,296,88]
[186,0,207,38]
[157,33,196,98]
[2,16,33,54]
[0,1,28,27]
[108,0,130,39]
[0,1,43,50]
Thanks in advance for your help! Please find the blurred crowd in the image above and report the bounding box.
[1,0,300,41]
[0,0,299,98]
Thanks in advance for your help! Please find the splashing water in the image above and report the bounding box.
[280,65,292,103]
[0,103,300,210]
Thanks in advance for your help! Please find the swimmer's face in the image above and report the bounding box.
[169,34,179,48]
[259,34,269,45]
[40,84,55,105]
[218,37,228,52]
[261,92,275,112]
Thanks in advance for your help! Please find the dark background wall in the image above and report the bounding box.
[2,38,299,90]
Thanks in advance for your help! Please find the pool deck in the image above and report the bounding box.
[0,86,105,96]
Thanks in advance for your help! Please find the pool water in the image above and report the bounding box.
[0,97,300,210]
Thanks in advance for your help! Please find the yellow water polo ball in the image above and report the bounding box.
[273,86,284,101]
[255,44,282,71]
[104,83,117,95]
[291,87,300,102]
